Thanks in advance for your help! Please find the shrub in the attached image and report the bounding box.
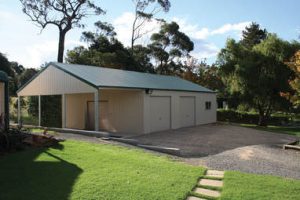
[0,129,28,152]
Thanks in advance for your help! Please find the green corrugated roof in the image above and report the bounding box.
[51,62,214,93]
[0,71,8,82]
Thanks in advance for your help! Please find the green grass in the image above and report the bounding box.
[220,171,300,200]
[0,140,203,200]
[239,123,300,137]
[29,128,56,134]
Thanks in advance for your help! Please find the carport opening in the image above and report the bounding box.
[41,95,62,128]
[16,95,62,128]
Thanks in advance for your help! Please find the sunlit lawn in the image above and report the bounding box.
[0,140,203,200]
[221,171,300,200]
[240,123,300,137]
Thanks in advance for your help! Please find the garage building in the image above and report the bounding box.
[17,62,216,135]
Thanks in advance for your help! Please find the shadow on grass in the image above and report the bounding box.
[0,144,82,200]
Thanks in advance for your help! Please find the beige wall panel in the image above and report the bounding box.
[196,92,217,125]
[18,65,96,96]
[66,89,144,134]
[99,89,144,134]
[66,93,93,129]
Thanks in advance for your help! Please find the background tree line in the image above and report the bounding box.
[0,0,300,127]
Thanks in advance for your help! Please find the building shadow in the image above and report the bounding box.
[0,144,83,200]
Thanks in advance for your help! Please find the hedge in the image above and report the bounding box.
[217,110,290,125]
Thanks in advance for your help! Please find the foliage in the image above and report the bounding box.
[148,21,194,75]
[130,45,155,73]
[0,129,28,152]
[0,140,203,200]
[20,0,105,62]
[28,96,39,117]
[41,95,62,128]
[284,50,300,108]
[241,22,267,49]
[217,109,290,126]
[240,123,300,137]
[131,0,171,49]
[66,22,148,72]
[18,68,38,86]
[218,33,300,125]
[196,62,225,93]
[221,171,300,200]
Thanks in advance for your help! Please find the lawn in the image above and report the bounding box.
[221,171,300,200]
[239,123,300,137]
[0,140,203,200]
[29,128,56,134]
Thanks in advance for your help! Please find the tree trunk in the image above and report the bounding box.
[57,31,66,63]
[258,114,268,126]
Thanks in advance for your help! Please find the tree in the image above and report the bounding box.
[148,21,194,75]
[218,35,300,126]
[130,45,155,73]
[66,22,141,71]
[196,63,225,93]
[131,0,171,50]
[20,0,104,62]
[18,68,38,86]
[0,53,13,76]
[241,22,267,49]
[0,53,21,95]
[284,50,300,109]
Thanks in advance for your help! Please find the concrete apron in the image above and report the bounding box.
[10,124,182,156]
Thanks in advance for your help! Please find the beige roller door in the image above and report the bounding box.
[180,96,195,128]
[149,96,171,133]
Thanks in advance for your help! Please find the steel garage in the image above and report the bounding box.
[17,62,216,135]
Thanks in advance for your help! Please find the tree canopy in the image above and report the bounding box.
[218,33,300,125]
[148,21,194,75]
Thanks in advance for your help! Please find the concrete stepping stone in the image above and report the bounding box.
[194,188,221,198]
[186,196,206,200]
[206,170,224,178]
[199,179,223,187]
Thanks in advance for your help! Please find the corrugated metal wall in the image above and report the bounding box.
[65,89,144,134]
[143,90,216,134]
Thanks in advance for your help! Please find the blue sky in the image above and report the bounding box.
[0,0,299,68]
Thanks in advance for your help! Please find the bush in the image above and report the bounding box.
[217,109,290,125]
[0,129,28,152]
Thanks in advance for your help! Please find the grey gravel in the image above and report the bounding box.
[185,144,300,179]
[50,124,300,179]
[130,124,300,179]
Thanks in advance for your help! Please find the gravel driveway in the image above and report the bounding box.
[130,124,300,179]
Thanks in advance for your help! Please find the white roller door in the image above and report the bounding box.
[180,96,195,128]
[149,96,171,133]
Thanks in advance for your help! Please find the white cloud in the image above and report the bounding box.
[0,9,84,68]
[18,40,85,68]
[191,41,220,60]
[0,8,250,67]
[211,22,250,35]
[173,17,251,40]
[113,12,161,47]
[171,18,250,61]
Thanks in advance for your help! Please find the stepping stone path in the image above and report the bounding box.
[186,169,224,200]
